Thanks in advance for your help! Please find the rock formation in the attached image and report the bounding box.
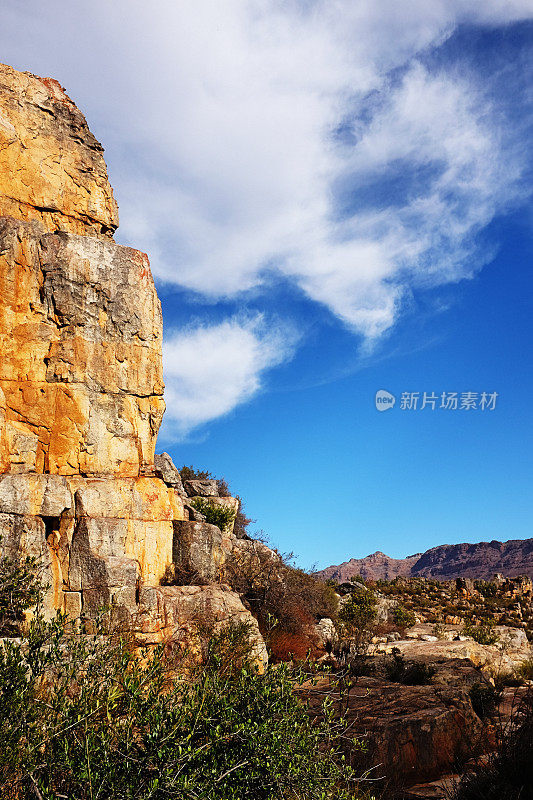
[0,62,266,667]
[316,538,533,582]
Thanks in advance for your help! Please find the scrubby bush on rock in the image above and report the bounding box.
[0,543,42,636]
[190,497,237,533]
[453,689,533,799]
[463,619,500,646]
[392,605,416,629]
[224,541,338,659]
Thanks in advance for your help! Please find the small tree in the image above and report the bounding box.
[338,591,377,654]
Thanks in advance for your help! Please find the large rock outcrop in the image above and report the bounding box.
[0,62,266,667]
[0,63,118,236]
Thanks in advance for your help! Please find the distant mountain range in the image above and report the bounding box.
[315,538,533,582]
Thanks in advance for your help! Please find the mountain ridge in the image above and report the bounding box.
[315,537,533,582]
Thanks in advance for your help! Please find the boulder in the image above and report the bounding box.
[154,453,185,495]
[172,521,224,584]
[302,675,484,785]
[137,584,268,669]
[183,479,219,497]
[315,617,338,648]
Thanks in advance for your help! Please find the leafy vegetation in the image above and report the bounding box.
[180,465,255,539]
[0,543,42,635]
[190,497,237,533]
[469,681,501,719]
[337,591,377,654]
[0,554,367,800]
[385,653,435,685]
[453,689,533,799]
[462,620,500,646]
[392,605,416,629]
[224,541,338,659]
[518,657,533,681]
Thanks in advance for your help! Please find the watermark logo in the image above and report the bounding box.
[375,389,396,411]
[374,390,498,412]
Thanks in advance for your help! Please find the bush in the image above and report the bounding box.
[453,689,533,799]
[463,620,499,646]
[393,605,416,629]
[385,653,435,685]
[338,591,377,654]
[518,657,533,681]
[0,611,364,799]
[0,544,42,635]
[224,542,338,657]
[180,464,215,482]
[232,494,255,539]
[190,498,237,533]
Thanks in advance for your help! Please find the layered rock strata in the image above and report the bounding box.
[0,62,266,666]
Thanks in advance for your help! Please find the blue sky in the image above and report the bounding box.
[1,1,532,568]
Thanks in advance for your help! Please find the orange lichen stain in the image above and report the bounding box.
[37,76,72,105]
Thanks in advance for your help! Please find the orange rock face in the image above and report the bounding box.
[0,62,267,664]
[0,216,165,476]
[0,63,118,236]
[0,63,180,617]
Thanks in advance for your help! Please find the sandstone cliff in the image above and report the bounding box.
[0,62,266,666]
[316,538,533,582]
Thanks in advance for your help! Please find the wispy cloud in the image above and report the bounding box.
[1,0,532,432]
[161,315,297,437]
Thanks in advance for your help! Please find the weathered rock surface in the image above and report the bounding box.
[137,584,268,669]
[0,63,118,236]
[184,478,219,497]
[0,217,165,476]
[154,452,185,495]
[171,521,224,584]
[0,62,267,664]
[317,537,533,581]
[302,674,484,785]
[375,636,530,675]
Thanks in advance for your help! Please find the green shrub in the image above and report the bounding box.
[385,653,435,685]
[474,580,498,598]
[338,591,377,654]
[462,620,499,646]
[518,657,533,681]
[432,621,447,640]
[0,612,364,800]
[180,464,215,482]
[190,498,237,533]
[0,543,42,635]
[393,605,416,629]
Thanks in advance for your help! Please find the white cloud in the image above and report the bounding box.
[161,315,297,436]
[0,0,531,429]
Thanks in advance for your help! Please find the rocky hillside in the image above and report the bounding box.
[316,537,533,582]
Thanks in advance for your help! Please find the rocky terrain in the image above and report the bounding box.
[316,537,533,582]
[1,61,532,800]
[309,574,533,798]
[0,61,267,666]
